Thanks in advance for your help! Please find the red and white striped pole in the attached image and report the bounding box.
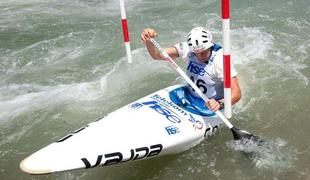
[222,0,232,118]
[120,0,132,63]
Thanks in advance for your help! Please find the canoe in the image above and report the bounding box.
[20,85,223,174]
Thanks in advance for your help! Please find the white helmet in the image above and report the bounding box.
[187,27,213,53]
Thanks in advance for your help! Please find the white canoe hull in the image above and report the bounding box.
[20,85,223,174]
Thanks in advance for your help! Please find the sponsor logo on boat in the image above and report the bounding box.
[165,125,180,135]
[146,94,205,131]
[188,114,204,130]
[81,144,163,168]
[142,100,182,123]
[151,94,188,116]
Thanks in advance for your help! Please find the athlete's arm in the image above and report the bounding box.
[207,76,241,112]
[141,28,179,60]
[230,76,241,105]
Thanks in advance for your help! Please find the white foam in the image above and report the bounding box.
[0,47,176,123]
[100,47,176,97]
[231,27,274,65]
[0,81,104,123]
[229,26,309,115]
[226,138,295,170]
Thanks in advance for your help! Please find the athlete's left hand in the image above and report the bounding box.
[206,99,221,112]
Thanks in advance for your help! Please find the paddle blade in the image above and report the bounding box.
[231,127,263,143]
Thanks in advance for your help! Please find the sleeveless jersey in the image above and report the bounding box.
[174,42,238,100]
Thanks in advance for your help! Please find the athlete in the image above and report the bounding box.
[141,27,241,112]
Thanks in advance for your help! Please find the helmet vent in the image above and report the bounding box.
[187,37,192,46]
[195,40,199,45]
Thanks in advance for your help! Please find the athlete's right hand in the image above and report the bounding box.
[141,28,157,43]
[206,99,221,112]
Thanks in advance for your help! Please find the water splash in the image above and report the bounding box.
[226,138,294,170]
[232,27,275,65]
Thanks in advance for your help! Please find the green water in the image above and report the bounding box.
[0,0,309,179]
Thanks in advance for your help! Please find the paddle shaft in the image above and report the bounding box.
[150,38,234,129]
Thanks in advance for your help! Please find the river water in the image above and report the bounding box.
[0,0,309,179]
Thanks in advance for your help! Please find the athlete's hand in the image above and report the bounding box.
[141,28,157,43]
[206,99,221,112]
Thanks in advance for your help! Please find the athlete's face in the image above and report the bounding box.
[193,48,211,62]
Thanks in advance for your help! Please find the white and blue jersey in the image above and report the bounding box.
[174,42,238,100]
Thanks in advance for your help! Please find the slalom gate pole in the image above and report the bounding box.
[120,0,132,63]
[222,0,232,118]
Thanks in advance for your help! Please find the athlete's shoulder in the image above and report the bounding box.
[174,42,190,59]
[209,44,223,64]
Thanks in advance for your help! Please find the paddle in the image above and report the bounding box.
[149,38,262,143]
